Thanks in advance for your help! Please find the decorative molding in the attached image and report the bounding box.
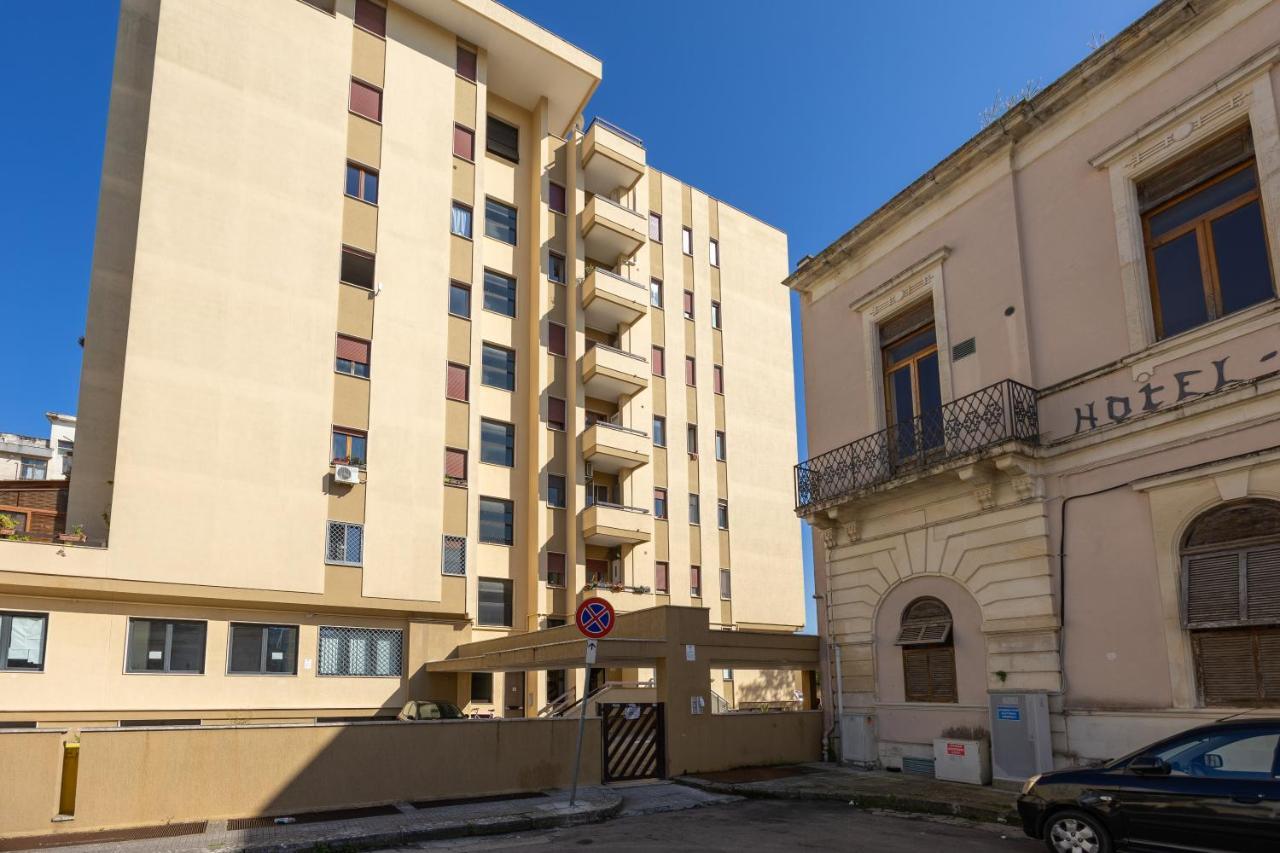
[849,247,950,316]
[843,522,860,545]
[821,527,839,551]
[974,484,997,511]
[1011,475,1043,501]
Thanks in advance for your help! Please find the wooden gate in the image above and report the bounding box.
[600,702,666,783]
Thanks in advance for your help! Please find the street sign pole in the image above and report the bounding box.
[569,597,615,808]
[568,636,597,807]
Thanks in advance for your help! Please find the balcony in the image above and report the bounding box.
[584,421,650,474]
[583,267,649,330]
[581,118,645,197]
[581,343,648,401]
[582,502,653,547]
[582,195,646,265]
[794,379,1040,513]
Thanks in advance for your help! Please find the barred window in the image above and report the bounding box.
[317,626,402,677]
[326,521,364,566]
[442,535,466,576]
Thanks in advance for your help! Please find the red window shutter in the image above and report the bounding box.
[549,182,566,214]
[655,562,668,593]
[549,396,566,429]
[446,363,468,401]
[714,365,724,394]
[685,357,696,386]
[354,0,386,36]
[456,46,477,81]
[683,290,694,316]
[651,346,664,376]
[547,552,565,584]
[336,335,369,364]
[549,323,566,357]
[444,448,466,480]
[691,565,701,593]
[350,79,382,121]
[453,125,474,160]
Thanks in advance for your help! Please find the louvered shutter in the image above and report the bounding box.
[1186,552,1242,625]
[444,448,466,481]
[453,125,474,160]
[549,323,566,357]
[456,47,477,82]
[336,335,369,365]
[651,346,664,376]
[446,363,468,401]
[927,647,958,702]
[548,397,566,430]
[354,0,386,36]
[903,648,932,702]
[1258,629,1280,702]
[1245,547,1280,620]
[349,79,382,121]
[1194,629,1261,706]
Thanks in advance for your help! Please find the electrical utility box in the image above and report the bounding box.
[989,692,1053,783]
[840,713,878,768]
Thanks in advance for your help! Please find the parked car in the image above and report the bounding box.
[397,699,464,721]
[1017,718,1280,852]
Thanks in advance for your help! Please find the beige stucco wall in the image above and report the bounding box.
[0,729,65,836]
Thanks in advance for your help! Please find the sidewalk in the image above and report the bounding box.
[678,763,1021,825]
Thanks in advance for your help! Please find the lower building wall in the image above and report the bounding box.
[0,729,65,836]
[673,710,823,776]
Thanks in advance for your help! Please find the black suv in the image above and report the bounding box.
[1017,719,1280,852]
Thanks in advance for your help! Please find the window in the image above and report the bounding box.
[685,356,696,386]
[897,597,957,703]
[548,396,566,431]
[1143,729,1280,779]
[484,198,518,245]
[549,182,566,214]
[0,612,47,671]
[349,78,382,121]
[470,671,493,702]
[549,321,566,356]
[442,535,466,576]
[709,238,720,267]
[881,302,942,461]
[691,565,702,597]
[479,497,514,545]
[688,493,700,525]
[586,558,611,585]
[655,562,669,594]
[331,427,367,466]
[478,578,514,626]
[714,365,724,395]
[125,619,206,674]
[446,362,469,402]
[651,345,665,376]
[18,459,46,480]
[650,277,663,308]
[1183,500,1280,706]
[483,269,517,316]
[456,45,477,81]
[649,212,662,242]
[353,0,385,36]
[228,624,298,675]
[444,447,467,485]
[654,488,668,519]
[681,226,693,256]
[715,431,726,461]
[341,246,375,289]
[481,343,515,390]
[335,334,370,378]
[450,202,473,239]
[480,419,515,467]
[487,115,519,162]
[548,474,566,508]
[1140,128,1275,339]
[0,510,28,532]
[548,252,566,284]
[590,484,611,506]
[453,124,475,160]
[682,290,694,319]
[547,551,566,587]
[717,500,729,530]
[653,416,667,447]
[720,568,731,599]
[300,0,336,12]
[711,301,722,329]
[317,626,402,677]
[448,281,471,318]
[686,423,698,455]
[326,521,364,566]
[345,162,378,204]
[723,668,734,681]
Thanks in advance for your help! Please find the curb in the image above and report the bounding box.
[674,777,1018,826]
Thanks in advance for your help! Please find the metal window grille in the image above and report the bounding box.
[326,521,363,566]
[442,535,466,576]
[317,626,402,677]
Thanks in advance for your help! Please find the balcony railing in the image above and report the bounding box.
[587,342,647,364]
[586,266,646,291]
[591,420,649,439]
[587,117,645,149]
[794,379,1039,512]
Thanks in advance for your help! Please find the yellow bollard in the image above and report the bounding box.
[58,742,80,816]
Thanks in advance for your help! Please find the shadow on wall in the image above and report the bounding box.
[733,668,804,710]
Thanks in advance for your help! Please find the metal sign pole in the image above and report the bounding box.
[569,637,597,807]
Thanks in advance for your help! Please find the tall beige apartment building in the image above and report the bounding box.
[0,0,803,727]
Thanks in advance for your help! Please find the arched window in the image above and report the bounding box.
[1183,499,1280,707]
[896,597,956,703]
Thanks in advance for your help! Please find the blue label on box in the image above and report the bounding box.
[997,705,1021,721]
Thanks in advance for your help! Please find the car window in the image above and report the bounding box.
[1149,730,1279,779]
[420,702,443,719]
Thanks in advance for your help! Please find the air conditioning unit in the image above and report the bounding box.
[334,464,360,485]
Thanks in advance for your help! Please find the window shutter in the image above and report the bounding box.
[444,448,466,481]
[685,357,696,386]
[446,363,468,401]
[453,125,474,160]
[349,79,382,121]
[927,647,958,702]
[354,0,386,36]
[1258,630,1280,702]
[548,396,566,429]
[549,323,566,357]
[1194,629,1262,705]
[456,46,477,81]
[336,335,369,364]
[651,346,664,376]
[714,365,724,394]
[1245,546,1280,620]
[549,182,566,214]
[1186,552,1242,624]
[683,290,694,316]
[903,648,931,702]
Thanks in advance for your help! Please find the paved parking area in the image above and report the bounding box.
[387,798,1043,852]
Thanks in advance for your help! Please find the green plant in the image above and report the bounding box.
[71,523,85,536]
[994,669,1009,683]
[0,513,15,531]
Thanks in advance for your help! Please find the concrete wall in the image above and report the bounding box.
[0,729,65,836]
[673,711,823,776]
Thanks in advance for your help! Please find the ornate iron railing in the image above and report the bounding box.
[794,379,1039,511]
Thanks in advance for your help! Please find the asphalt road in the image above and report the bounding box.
[387,799,1044,852]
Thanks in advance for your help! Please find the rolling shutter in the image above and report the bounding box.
[1186,552,1241,624]
[1245,547,1280,619]
[336,335,369,365]
[349,79,382,122]
[446,363,469,401]
[444,448,466,481]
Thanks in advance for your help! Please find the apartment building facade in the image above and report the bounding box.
[792,0,1280,773]
[0,0,802,728]
[0,413,75,482]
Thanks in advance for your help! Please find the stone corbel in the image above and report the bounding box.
[994,453,1044,501]
[973,483,997,511]
[810,507,859,553]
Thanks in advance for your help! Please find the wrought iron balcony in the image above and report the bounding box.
[794,379,1039,512]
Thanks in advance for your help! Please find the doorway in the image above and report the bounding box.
[880,301,942,462]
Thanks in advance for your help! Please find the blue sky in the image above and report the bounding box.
[0,0,1155,632]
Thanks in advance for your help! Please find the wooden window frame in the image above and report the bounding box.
[345,161,378,205]
[898,597,957,703]
[331,427,368,467]
[453,124,475,162]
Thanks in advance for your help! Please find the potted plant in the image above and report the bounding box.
[57,524,87,544]
[0,514,15,537]
[932,725,991,785]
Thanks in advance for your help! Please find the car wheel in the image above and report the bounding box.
[1043,809,1112,853]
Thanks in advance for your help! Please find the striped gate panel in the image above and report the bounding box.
[600,702,666,783]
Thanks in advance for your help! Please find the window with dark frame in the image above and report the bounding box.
[714,365,724,394]
[470,671,493,703]
[655,561,669,594]
[481,343,516,390]
[1140,126,1275,340]
[480,419,515,467]
[685,356,696,386]
[444,447,467,485]
[654,488,668,519]
[449,281,471,318]
[331,427,367,466]
[483,269,517,316]
[711,301,722,329]
[649,212,662,242]
[653,415,666,447]
[549,182,566,214]
[450,202,473,239]
[446,362,469,402]
[650,277,663,308]
[125,618,206,674]
[547,551,566,587]
[549,321,567,356]
[548,252,566,284]
[227,623,298,675]
[717,500,729,530]
[317,626,402,677]
[478,577,514,626]
[719,568,731,600]
[651,345,665,376]
[682,290,694,319]
[456,45,477,82]
[442,535,466,576]
[345,162,378,204]
[0,612,47,672]
[479,497,514,545]
[690,565,702,597]
[353,0,386,36]
[897,597,957,703]
[349,78,382,121]
[487,115,520,162]
[484,198,518,245]
[453,124,475,160]
[689,493,700,525]
[335,334,370,378]
[341,246,375,289]
[709,238,720,267]
[548,474,566,508]
[686,423,698,455]
[681,226,693,256]
[548,396,566,431]
[715,430,726,461]
[325,521,364,566]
